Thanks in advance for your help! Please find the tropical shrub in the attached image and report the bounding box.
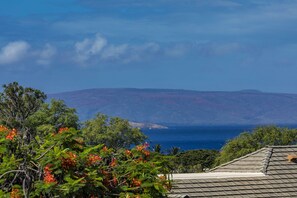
[0,82,171,197]
[0,126,170,197]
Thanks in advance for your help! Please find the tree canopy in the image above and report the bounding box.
[215,126,297,165]
[28,99,79,137]
[173,149,219,173]
[82,113,147,150]
[0,82,46,129]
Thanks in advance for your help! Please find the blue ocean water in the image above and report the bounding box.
[142,125,259,151]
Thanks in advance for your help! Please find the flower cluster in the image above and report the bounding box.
[143,150,150,157]
[58,127,69,134]
[0,125,8,132]
[87,154,102,165]
[132,178,142,187]
[6,129,17,140]
[110,158,117,167]
[61,152,77,169]
[136,142,149,151]
[102,146,108,152]
[10,188,21,198]
[125,149,132,156]
[0,122,169,197]
[43,165,57,184]
[0,126,17,140]
[135,142,150,161]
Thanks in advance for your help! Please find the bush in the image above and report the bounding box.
[0,126,170,197]
[215,126,297,165]
[172,150,219,173]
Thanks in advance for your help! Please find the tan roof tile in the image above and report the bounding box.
[169,145,297,198]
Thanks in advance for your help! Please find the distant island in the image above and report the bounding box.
[49,88,297,126]
[129,121,168,129]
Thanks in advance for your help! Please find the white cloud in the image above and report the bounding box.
[73,34,162,65]
[100,42,161,63]
[121,43,160,63]
[135,42,160,53]
[74,34,107,62]
[100,44,128,60]
[36,44,56,65]
[0,41,58,68]
[164,44,188,57]
[0,41,30,65]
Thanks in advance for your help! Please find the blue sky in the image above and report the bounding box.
[1,0,297,93]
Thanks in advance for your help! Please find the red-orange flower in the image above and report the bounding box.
[10,188,21,198]
[132,178,142,187]
[6,129,17,140]
[143,150,150,157]
[136,142,149,151]
[87,154,102,165]
[113,176,118,185]
[43,165,57,184]
[61,152,77,169]
[101,169,109,176]
[58,127,69,134]
[125,149,132,156]
[102,146,108,152]
[136,157,144,163]
[136,145,145,151]
[110,158,117,167]
[0,125,8,132]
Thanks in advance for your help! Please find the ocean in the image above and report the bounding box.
[142,125,293,151]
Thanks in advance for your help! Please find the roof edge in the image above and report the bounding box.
[210,145,297,173]
[171,172,265,180]
[266,145,297,148]
[210,147,268,172]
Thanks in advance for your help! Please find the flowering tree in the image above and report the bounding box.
[0,126,171,197]
[0,83,171,197]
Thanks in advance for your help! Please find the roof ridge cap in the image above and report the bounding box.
[266,145,297,148]
[210,147,268,172]
[261,147,273,174]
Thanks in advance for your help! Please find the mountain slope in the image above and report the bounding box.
[48,89,297,125]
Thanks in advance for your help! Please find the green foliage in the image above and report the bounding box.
[216,126,297,165]
[153,144,161,153]
[82,114,147,150]
[0,82,46,129]
[0,83,169,197]
[172,150,219,173]
[149,152,175,175]
[0,127,170,197]
[28,99,79,136]
[168,147,181,155]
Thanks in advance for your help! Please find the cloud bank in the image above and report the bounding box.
[0,41,57,67]
[0,41,30,65]
[0,34,251,69]
[74,34,162,65]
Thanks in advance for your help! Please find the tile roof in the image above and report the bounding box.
[169,145,297,198]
